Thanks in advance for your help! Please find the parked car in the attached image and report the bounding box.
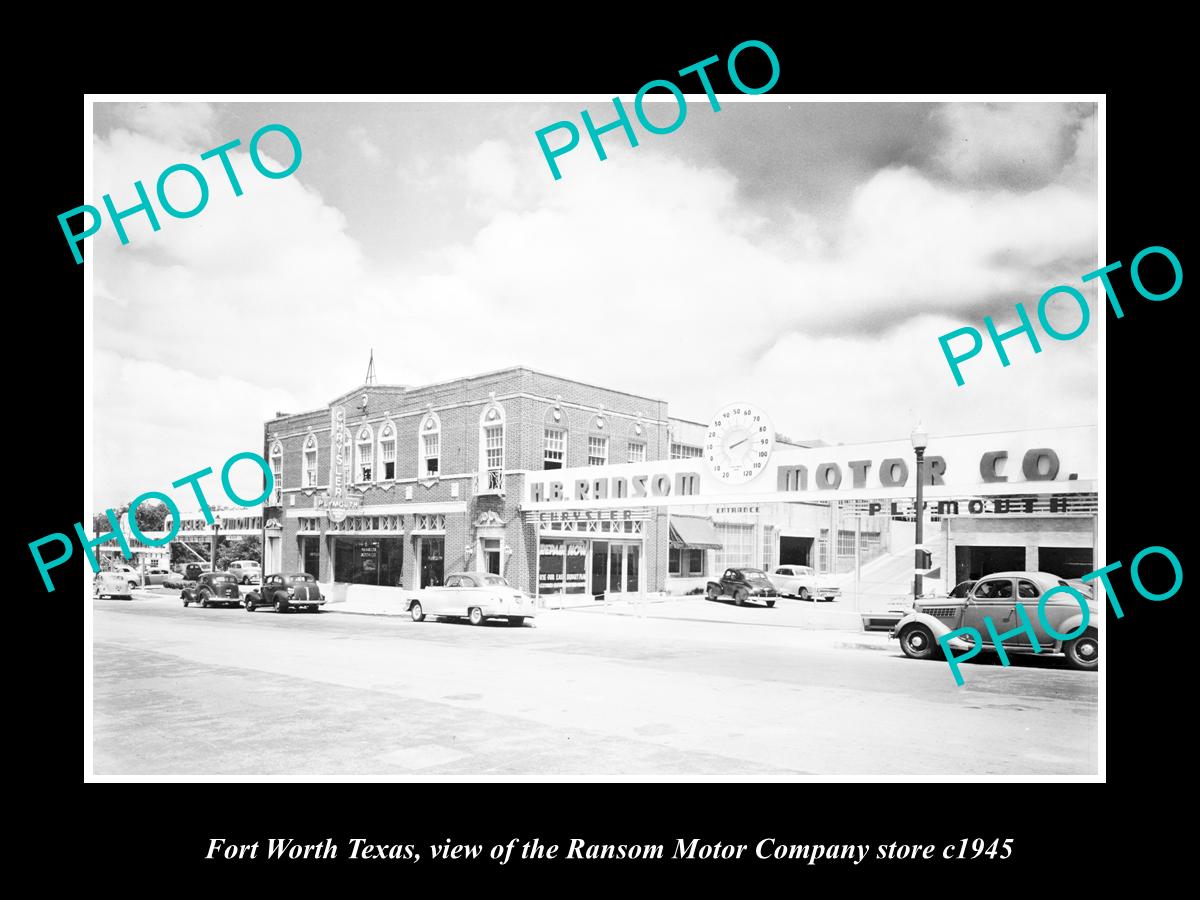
[94,570,135,599]
[706,567,778,607]
[244,573,325,613]
[228,560,262,584]
[945,580,977,599]
[769,564,841,601]
[144,567,172,586]
[891,571,1098,671]
[183,563,211,582]
[181,572,242,608]
[106,564,143,590]
[407,572,534,626]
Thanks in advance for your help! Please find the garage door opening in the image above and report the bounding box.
[1038,547,1094,580]
[779,536,814,567]
[956,545,1025,582]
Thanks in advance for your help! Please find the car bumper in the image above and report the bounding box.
[481,604,535,618]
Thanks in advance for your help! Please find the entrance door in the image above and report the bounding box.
[608,544,625,594]
[301,537,320,579]
[591,541,608,598]
[482,539,501,576]
[420,537,445,587]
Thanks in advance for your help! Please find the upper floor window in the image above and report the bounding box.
[380,421,396,480]
[671,442,703,459]
[269,441,283,502]
[420,411,441,477]
[485,425,504,470]
[355,425,373,483]
[544,428,565,469]
[588,436,608,466]
[302,434,318,488]
[627,441,646,464]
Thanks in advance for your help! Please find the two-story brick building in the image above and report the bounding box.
[262,367,694,600]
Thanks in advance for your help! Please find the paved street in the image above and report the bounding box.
[91,595,1098,776]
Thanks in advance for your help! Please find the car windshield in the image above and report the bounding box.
[482,575,510,586]
[290,573,316,582]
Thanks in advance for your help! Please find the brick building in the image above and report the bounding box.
[262,367,704,599]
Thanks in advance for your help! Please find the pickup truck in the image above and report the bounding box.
[706,567,778,607]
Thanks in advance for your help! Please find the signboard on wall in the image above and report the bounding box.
[523,425,1097,509]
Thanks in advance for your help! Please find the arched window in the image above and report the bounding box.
[543,404,566,470]
[355,424,374,483]
[379,420,397,480]
[269,441,283,503]
[420,410,441,478]
[479,401,505,492]
[302,433,319,488]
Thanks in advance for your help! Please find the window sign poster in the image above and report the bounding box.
[538,540,565,594]
[565,540,587,593]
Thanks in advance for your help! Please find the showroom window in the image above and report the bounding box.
[302,434,318,488]
[714,523,756,570]
[544,428,565,469]
[588,436,608,466]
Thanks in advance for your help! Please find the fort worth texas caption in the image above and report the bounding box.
[207,837,1013,865]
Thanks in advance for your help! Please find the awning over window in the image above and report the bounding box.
[669,515,722,550]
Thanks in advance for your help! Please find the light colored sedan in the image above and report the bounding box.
[769,565,841,601]
[408,572,535,626]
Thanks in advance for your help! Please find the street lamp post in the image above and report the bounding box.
[911,423,929,604]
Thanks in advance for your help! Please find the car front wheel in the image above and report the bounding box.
[182,596,189,607]
[765,600,776,608]
[244,598,255,612]
[469,607,484,626]
[1064,629,1098,670]
[508,616,525,626]
[410,601,425,622]
[900,624,939,660]
[799,587,810,600]
[734,589,747,607]
[706,585,719,601]
[275,598,286,613]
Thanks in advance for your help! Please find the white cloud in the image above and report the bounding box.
[110,102,218,148]
[936,103,1092,185]
[91,102,1098,509]
[349,126,382,163]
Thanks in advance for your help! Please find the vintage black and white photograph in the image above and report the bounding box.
[84,94,1100,778]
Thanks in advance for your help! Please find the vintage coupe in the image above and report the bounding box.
[706,567,778,607]
[181,572,242,608]
[94,570,136,599]
[769,565,841,601]
[891,571,1098,671]
[407,572,534,626]
[244,573,325,613]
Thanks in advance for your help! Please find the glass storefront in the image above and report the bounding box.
[300,536,320,578]
[540,538,640,599]
[418,536,445,588]
[333,537,403,586]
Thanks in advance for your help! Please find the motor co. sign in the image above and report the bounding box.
[523,426,1097,509]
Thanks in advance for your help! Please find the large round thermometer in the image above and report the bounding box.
[705,403,775,484]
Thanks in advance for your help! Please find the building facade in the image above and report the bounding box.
[263,367,692,599]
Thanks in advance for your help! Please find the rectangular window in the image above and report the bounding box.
[485,425,504,470]
[270,454,282,503]
[837,529,857,557]
[627,441,645,464]
[381,439,396,480]
[588,436,608,466]
[670,443,703,459]
[714,523,756,571]
[358,442,372,482]
[303,449,317,487]
[423,433,439,477]
[544,428,565,469]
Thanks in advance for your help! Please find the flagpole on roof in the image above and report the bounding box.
[365,349,376,385]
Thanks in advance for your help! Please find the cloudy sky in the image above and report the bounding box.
[91,99,1098,509]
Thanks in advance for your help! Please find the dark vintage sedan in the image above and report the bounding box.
[705,567,779,607]
[244,573,325,613]
[181,572,242,608]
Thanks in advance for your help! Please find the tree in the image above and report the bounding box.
[92,504,129,535]
[134,500,168,533]
[216,536,262,571]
